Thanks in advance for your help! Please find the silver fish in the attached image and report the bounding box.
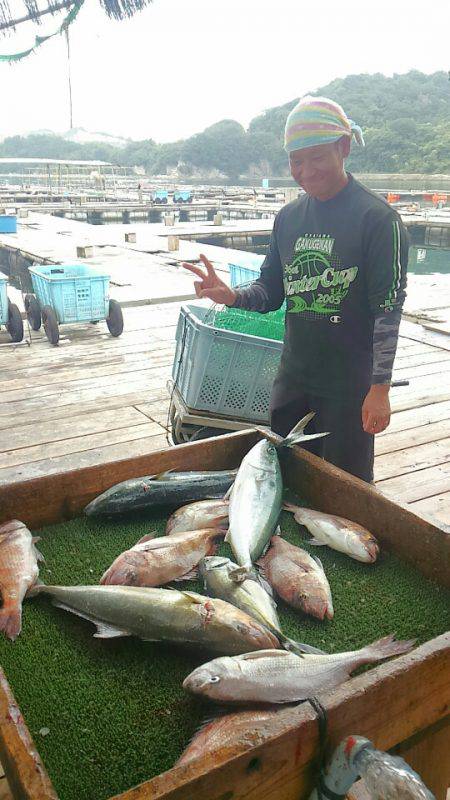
[284,504,379,563]
[29,584,280,655]
[226,414,328,581]
[166,500,229,536]
[84,470,237,517]
[257,537,334,621]
[200,556,324,656]
[183,635,415,704]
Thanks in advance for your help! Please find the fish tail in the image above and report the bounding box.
[280,412,329,449]
[0,605,22,641]
[358,634,416,665]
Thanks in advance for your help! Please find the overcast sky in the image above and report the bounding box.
[1,0,449,143]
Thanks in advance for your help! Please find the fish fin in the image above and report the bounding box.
[238,650,290,661]
[310,553,325,570]
[180,590,204,604]
[308,539,325,546]
[274,525,281,537]
[282,502,298,513]
[173,567,199,581]
[224,528,231,544]
[0,606,22,641]
[133,538,173,552]
[52,601,130,638]
[281,636,326,656]
[135,532,157,545]
[149,469,175,481]
[32,535,41,543]
[223,483,234,501]
[93,623,130,639]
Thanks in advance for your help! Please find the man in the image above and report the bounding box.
[182,96,408,482]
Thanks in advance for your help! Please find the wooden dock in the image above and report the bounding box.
[0,303,448,526]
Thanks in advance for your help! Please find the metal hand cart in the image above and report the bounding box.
[0,271,23,343]
[25,263,123,346]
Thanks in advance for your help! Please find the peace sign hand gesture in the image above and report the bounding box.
[182,254,237,306]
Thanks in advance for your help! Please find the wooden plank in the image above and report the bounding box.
[0,356,173,394]
[0,669,57,800]
[375,437,450,482]
[0,421,162,471]
[0,391,162,432]
[0,432,169,486]
[410,493,450,527]
[0,407,149,452]
[393,360,450,379]
[135,402,171,426]
[0,347,175,382]
[377,462,450,504]
[375,419,450,456]
[111,634,450,800]
[392,717,450,799]
[378,399,450,435]
[0,431,258,527]
[0,363,171,405]
[0,376,169,420]
[391,390,450,414]
[393,350,450,368]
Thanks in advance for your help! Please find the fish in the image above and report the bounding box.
[0,519,43,641]
[284,503,379,563]
[100,529,224,587]
[29,584,281,655]
[177,706,286,765]
[166,500,229,536]
[226,413,328,581]
[84,469,237,517]
[200,556,325,655]
[183,635,416,704]
[257,537,334,620]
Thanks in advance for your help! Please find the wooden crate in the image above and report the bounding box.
[0,431,449,800]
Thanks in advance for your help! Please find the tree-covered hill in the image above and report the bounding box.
[1,70,449,178]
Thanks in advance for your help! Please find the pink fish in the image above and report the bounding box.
[100,528,224,587]
[0,519,43,641]
[257,536,334,620]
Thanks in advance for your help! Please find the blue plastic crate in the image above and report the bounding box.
[29,264,110,324]
[0,271,8,325]
[0,215,17,234]
[172,304,282,423]
[229,262,262,288]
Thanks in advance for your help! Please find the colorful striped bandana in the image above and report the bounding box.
[284,95,365,153]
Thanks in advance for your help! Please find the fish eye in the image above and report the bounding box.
[209,676,221,684]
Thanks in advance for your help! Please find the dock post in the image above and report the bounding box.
[213,212,223,226]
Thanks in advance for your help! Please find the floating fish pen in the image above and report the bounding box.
[0,432,449,800]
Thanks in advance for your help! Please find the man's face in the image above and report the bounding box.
[288,138,349,200]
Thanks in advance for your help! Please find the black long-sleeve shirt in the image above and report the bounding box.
[232,174,408,398]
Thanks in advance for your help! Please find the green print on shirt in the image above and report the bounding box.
[284,248,359,315]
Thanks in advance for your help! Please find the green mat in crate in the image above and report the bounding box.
[208,305,285,341]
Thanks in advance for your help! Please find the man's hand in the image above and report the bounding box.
[362,384,391,434]
[182,254,237,306]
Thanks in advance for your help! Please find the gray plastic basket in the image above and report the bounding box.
[172,304,282,423]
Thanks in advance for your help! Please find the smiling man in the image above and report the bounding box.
[182,96,408,482]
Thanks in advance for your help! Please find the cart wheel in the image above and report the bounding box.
[189,426,226,442]
[106,299,124,337]
[24,294,41,331]
[6,301,24,342]
[42,305,59,345]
